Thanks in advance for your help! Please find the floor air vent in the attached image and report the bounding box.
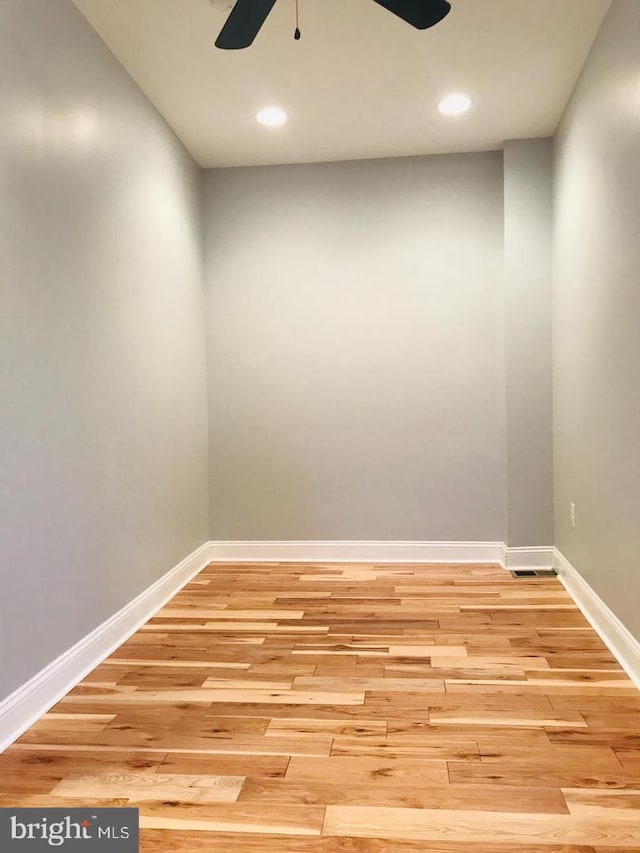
[511,569,557,578]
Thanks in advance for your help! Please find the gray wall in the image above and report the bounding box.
[553,0,640,637]
[0,0,209,699]
[203,154,507,541]
[504,139,554,547]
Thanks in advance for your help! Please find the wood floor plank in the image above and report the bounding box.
[52,772,245,804]
[323,805,640,846]
[475,742,624,771]
[563,789,640,816]
[139,832,600,852]
[389,645,469,657]
[142,623,330,634]
[30,713,116,732]
[266,718,387,737]
[21,733,332,757]
[104,659,251,669]
[445,679,637,696]
[429,655,551,670]
[56,687,366,706]
[238,777,569,812]
[285,755,449,786]
[292,676,446,692]
[448,761,640,790]
[385,721,550,744]
[330,736,479,760]
[202,679,295,690]
[158,609,305,620]
[430,709,588,727]
[615,750,640,771]
[157,753,290,777]
[546,730,640,750]
[138,802,325,835]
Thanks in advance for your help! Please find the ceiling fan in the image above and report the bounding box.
[215,0,451,50]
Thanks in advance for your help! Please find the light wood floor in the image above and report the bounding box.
[2,562,640,851]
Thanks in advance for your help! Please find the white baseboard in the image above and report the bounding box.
[506,546,555,570]
[208,540,507,564]
[554,548,640,688]
[208,540,558,569]
[0,542,212,754]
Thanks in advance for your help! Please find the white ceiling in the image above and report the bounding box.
[73,0,611,168]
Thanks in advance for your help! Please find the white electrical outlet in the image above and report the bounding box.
[570,502,576,529]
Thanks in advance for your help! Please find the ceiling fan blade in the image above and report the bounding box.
[215,0,278,49]
[371,0,451,29]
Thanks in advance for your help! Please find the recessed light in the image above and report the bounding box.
[256,106,287,127]
[438,93,472,116]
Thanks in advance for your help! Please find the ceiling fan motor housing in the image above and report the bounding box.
[215,0,452,50]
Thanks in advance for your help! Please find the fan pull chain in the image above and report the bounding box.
[294,0,301,40]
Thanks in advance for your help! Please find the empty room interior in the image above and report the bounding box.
[2,0,640,849]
